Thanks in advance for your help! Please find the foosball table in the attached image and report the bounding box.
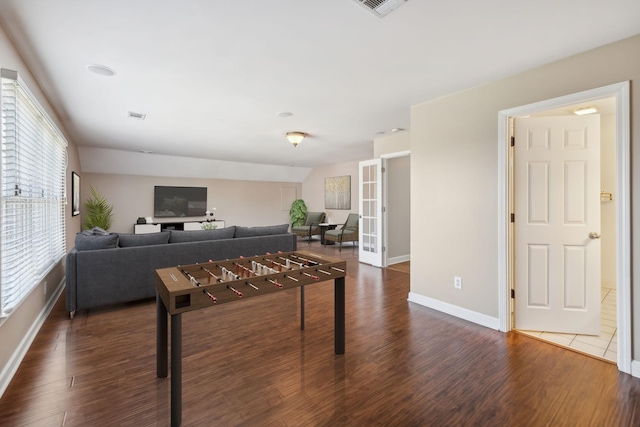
[155,250,347,427]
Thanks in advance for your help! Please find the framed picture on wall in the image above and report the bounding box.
[325,175,351,210]
[72,171,80,216]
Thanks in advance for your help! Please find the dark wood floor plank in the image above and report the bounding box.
[1,241,639,426]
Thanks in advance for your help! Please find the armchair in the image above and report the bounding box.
[324,213,359,251]
[291,211,326,242]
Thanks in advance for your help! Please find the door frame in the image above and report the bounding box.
[497,82,631,374]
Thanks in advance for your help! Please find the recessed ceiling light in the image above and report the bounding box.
[277,111,293,118]
[391,127,405,133]
[573,106,598,115]
[87,64,116,76]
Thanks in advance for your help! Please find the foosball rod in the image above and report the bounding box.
[290,254,321,266]
[264,258,290,271]
[201,266,223,284]
[267,278,283,288]
[182,269,217,303]
[301,271,320,281]
[227,284,243,298]
[233,262,256,278]
[277,256,306,268]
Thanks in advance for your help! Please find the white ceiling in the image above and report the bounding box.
[0,0,638,170]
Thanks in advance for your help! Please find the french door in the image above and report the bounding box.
[359,159,383,267]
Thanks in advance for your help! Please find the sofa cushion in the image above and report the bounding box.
[118,232,170,247]
[75,233,119,251]
[234,224,289,238]
[169,227,236,243]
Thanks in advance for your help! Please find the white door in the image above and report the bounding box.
[359,159,383,267]
[514,115,601,335]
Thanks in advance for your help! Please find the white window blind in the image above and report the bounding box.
[1,68,67,316]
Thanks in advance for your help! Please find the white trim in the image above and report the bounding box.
[497,81,632,374]
[388,255,410,265]
[0,278,65,398]
[614,84,632,374]
[408,292,500,330]
[631,360,640,379]
[381,157,389,268]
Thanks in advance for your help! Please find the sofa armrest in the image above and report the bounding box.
[65,248,78,313]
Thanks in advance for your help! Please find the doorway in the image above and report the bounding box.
[359,150,411,268]
[497,82,631,374]
[384,153,411,267]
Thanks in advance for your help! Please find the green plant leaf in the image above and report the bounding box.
[83,186,114,231]
[289,199,307,227]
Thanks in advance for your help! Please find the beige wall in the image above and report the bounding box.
[0,23,81,394]
[80,174,302,233]
[410,34,640,357]
[301,161,359,225]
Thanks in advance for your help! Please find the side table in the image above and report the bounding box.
[319,223,338,245]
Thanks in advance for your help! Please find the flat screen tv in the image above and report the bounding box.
[154,186,207,218]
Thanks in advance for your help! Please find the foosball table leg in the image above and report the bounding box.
[156,293,167,378]
[335,277,345,355]
[171,313,182,427]
[300,285,305,331]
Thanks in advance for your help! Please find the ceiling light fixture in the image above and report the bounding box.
[87,64,116,76]
[573,106,598,115]
[286,132,306,147]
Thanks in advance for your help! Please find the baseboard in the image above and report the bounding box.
[388,254,410,265]
[0,278,64,398]
[407,292,500,330]
[631,360,640,379]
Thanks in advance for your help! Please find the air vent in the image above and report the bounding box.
[128,111,146,120]
[352,0,408,18]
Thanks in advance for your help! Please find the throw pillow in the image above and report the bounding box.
[169,227,235,243]
[118,232,170,247]
[234,224,289,238]
[81,226,109,236]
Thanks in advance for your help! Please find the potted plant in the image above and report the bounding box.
[83,186,114,231]
[289,199,308,227]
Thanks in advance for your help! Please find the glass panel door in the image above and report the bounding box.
[359,159,383,266]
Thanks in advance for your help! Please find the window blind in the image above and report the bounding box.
[1,69,67,316]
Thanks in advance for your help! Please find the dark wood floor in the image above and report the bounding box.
[1,240,639,426]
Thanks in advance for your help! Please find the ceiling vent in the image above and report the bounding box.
[128,111,146,120]
[352,0,408,18]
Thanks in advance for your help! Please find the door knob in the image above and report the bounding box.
[589,232,601,239]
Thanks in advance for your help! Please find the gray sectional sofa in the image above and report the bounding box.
[65,225,296,317]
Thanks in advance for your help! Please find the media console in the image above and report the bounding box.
[134,220,225,234]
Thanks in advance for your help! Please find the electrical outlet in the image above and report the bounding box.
[454,276,462,290]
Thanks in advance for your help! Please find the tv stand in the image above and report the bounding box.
[134,220,225,234]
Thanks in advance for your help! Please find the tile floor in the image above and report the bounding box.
[517,287,617,363]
